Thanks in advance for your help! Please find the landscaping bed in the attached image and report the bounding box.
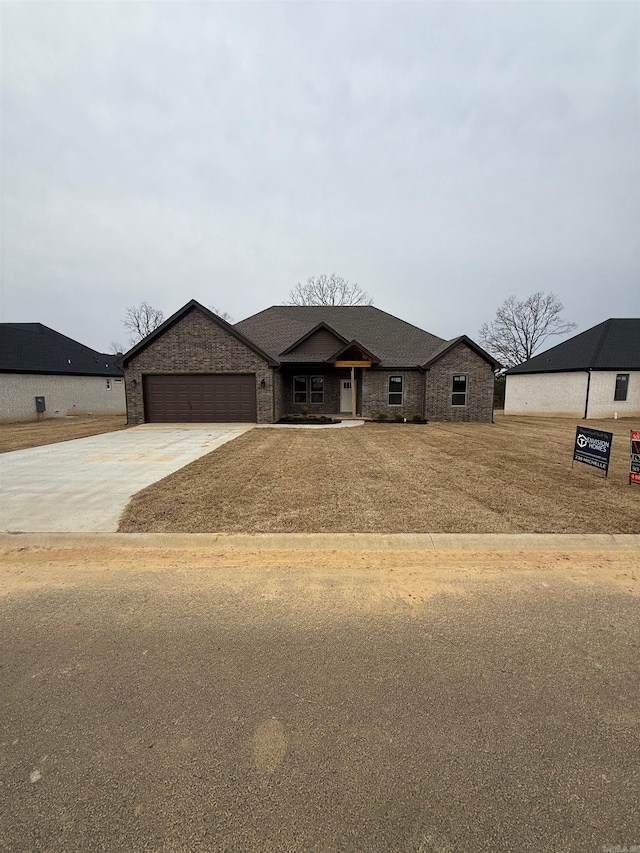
[278,416,341,424]
[373,414,428,424]
[119,416,640,534]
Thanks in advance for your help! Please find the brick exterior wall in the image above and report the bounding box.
[586,370,640,418]
[504,372,588,417]
[0,373,126,423]
[425,342,494,422]
[361,369,425,419]
[124,308,275,424]
[273,370,285,422]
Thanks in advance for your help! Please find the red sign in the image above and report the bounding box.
[630,431,640,485]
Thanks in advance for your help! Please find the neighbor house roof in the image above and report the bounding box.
[235,305,498,369]
[0,323,123,377]
[506,319,640,375]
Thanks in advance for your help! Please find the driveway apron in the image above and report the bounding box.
[0,424,253,533]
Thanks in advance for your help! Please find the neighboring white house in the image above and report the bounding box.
[504,318,640,419]
[0,323,126,422]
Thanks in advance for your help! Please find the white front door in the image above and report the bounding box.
[340,380,352,413]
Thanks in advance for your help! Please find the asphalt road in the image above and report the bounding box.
[1,555,638,853]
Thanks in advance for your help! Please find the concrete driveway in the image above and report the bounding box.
[0,424,253,533]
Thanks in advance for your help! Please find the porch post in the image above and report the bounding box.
[351,366,356,418]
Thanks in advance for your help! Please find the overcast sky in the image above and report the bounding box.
[2,1,638,353]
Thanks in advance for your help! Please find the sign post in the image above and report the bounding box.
[630,430,640,486]
[573,426,613,477]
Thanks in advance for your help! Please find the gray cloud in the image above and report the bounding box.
[2,1,638,351]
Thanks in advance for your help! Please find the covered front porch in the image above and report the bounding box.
[278,343,376,419]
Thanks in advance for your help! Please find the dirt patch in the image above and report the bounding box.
[0,414,128,453]
[119,416,640,534]
[1,542,637,604]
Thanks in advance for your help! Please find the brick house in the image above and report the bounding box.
[0,323,125,422]
[121,300,499,424]
[504,318,640,419]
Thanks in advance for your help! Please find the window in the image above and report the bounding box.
[106,379,111,390]
[615,373,629,402]
[388,375,403,405]
[294,375,324,404]
[293,375,308,404]
[310,376,324,404]
[452,374,467,406]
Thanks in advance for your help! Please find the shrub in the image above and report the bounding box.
[393,412,405,423]
[375,412,387,422]
[301,405,309,418]
[411,412,424,423]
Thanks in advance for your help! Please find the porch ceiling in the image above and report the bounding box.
[329,340,380,365]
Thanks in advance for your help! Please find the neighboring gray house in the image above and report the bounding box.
[0,323,125,422]
[121,299,498,424]
[504,318,640,419]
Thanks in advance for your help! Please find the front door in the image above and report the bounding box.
[340,380,352,413]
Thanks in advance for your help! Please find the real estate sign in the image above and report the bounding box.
[573,426,613,477]
[631,430,640,485]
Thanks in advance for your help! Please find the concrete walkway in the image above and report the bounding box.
[0,424,253,533]
[260,419,365,429]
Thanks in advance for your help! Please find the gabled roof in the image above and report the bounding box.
[235,305,448,368]
[0,323,123,377]
[121,300,279,367]
[422,335,500,370]
[279,322,349,355]
[329,340,381,364]
[506,319,640,374]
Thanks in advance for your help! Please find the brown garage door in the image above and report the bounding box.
[143,374,257,423]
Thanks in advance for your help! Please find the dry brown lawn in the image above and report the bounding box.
[0,414,128,453]
[119,415,640,534]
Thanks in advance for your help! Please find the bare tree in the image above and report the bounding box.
[123,302,165,345]
[210,306,233,323]
[287,274,373,306]
[479,292,577,368]
[109,341,126,355]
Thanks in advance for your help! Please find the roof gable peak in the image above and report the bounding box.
[329,340,380,364]
[121,299,278,367]
[279,322,349,356]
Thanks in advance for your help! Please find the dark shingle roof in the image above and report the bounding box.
[506,319,640,374]
[235,306,449,368]
[0,323,123,377]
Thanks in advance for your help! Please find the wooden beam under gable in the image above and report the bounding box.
[330,340,380,366]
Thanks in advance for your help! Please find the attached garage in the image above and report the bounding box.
[122,302,279,425]
[143,374,257,423]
